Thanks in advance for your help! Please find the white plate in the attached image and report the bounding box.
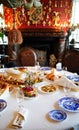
[38,83,57,94]
[48,110,67,121]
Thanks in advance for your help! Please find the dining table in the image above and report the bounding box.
[0,66,79,130]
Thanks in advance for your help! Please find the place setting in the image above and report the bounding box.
[10,87,29,129]
[47,95,79,123]
[55,77,79,113]
[47,93,79,123]
[48,86,79,122]
[47,75,79,123]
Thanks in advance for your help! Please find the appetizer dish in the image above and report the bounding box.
[38,84,57,94]
[45,68,61,81]
[21,85,37,98]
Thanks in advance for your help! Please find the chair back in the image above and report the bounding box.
[17,47,37,66]
[62,50,79,74]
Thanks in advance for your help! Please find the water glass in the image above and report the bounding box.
[63,66,67,71]
[16,88,24,110]
[63,83,71,96]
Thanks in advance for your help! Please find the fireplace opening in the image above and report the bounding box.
[18,35,66,67]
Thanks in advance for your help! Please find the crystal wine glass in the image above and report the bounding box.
[63,82,71,96]
[16,88,24,110]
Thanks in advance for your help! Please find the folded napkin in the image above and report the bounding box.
[5,68,26,80]
[6,68,21,75]
[53,76,79,91]
[12,107,29,128]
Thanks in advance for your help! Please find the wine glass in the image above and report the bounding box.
[63,82,71,96]
[62,66,68,77]
[35,61,40,71]
[16,88,24,110]
[63,66,67,71]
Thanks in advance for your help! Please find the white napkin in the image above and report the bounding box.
[6,68,21,75]
[12,107,29,128]
[5,68,26,80]
[53,76,79,91]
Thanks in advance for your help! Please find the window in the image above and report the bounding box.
[69,0,79,43]
[0,4,8,45]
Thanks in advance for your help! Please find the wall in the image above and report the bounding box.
[4,0,72,33]
[2,0,72,66]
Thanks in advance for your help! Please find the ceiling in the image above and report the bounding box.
[0,0,12,8]
[0,0,25,8]
[0,0,42,9]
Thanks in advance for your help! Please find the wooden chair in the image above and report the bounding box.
[62,50,79,74]
[17,47,37,66]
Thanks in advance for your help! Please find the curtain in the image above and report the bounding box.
[0,4,8,45]
[69,0,79,42]
[71,0,79,25]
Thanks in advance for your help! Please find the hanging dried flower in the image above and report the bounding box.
[0,13,3,19]
[8,28,23,45]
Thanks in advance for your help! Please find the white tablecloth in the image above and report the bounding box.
[0,68,79,130]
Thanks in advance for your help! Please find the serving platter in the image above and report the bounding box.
[48,109,67,121]
[58,97,79,112]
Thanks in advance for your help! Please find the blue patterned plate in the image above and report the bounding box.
[0,99,7,112]
[48,110,67,121]
[40,67,51,70]
[67,75,79,82]
[58,97,79,112]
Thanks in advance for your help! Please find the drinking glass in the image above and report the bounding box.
[35,61,40,71]
[62,66,68,77]
[63,83,71,96]
[16,88,24,110]
[63,66,67,71]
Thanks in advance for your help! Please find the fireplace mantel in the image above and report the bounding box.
[20,28,65,38]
